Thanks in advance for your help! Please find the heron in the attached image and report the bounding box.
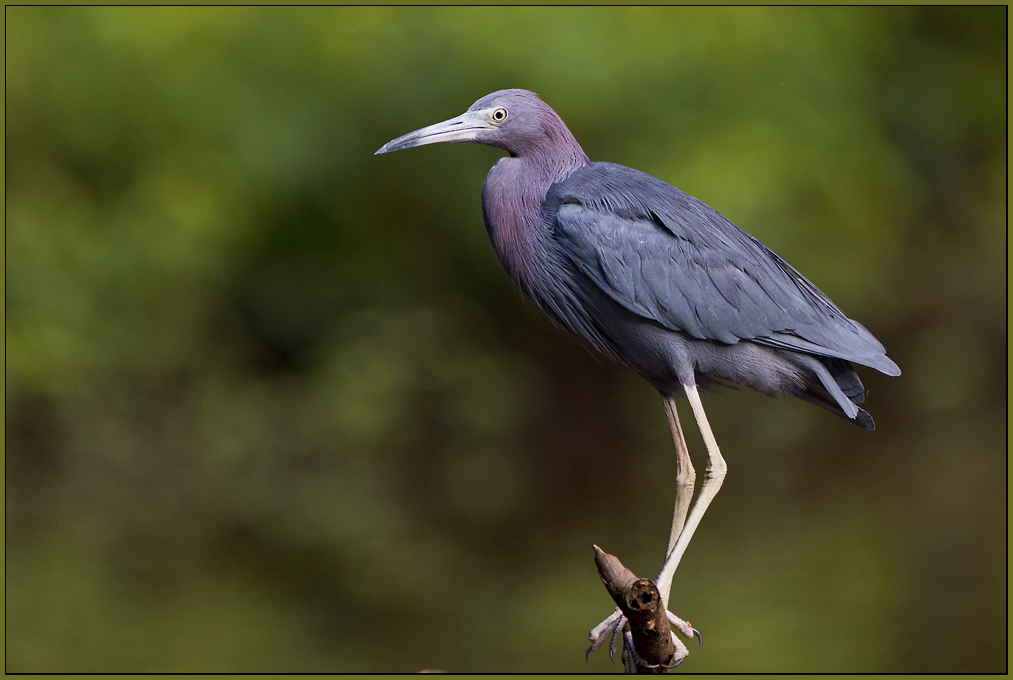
[375,89,900,667]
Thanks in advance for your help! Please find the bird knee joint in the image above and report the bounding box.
[708,459,727,480]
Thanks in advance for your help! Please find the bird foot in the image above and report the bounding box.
[586,607,702,668]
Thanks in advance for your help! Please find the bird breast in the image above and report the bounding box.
[481,157,556,290]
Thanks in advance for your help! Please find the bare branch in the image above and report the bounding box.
[593,545,676,673]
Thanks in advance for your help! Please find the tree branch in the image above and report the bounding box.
[593,545,676,673]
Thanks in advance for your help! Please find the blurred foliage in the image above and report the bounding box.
[5,6,1006,673]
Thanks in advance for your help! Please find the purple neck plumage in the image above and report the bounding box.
[480,106,589,293]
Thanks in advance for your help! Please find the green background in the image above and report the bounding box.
[6,6,1006,673]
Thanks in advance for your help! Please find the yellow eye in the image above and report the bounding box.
[492,108,508,122]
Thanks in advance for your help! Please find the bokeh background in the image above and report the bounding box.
[5,6,1007,673]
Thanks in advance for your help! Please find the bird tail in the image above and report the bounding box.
[791,355,876,430]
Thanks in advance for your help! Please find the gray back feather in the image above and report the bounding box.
[546,163,900,376]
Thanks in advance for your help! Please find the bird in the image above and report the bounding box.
[375,89,900,667]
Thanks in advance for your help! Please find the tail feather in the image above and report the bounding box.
[791,354,875,430]
[825,357,865,403]
[796,389,875,430]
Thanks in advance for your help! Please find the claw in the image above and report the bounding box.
[669,629,690,665]
[609,614,626,662]
[621,633,637,674]
[627,630,685,670]
[665,609,699,642]
[588,609,627,664]
[591,606,697,666]
[653,656,685,670]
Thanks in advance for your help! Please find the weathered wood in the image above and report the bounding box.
[593,545,676,673]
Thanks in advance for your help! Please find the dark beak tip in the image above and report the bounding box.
[375,139,415,156]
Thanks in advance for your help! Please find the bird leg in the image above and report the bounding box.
[654,383,727,607]
[587,393,703,666]
[659,394,696,608]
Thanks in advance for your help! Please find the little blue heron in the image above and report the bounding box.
[376,89,900,666]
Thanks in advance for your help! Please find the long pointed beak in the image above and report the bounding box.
[374,110,494,155]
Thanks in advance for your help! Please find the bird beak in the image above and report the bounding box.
[374,110,495,155]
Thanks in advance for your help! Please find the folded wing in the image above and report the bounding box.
[546,162,900,377]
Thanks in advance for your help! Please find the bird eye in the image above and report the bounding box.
[492,108,508,122]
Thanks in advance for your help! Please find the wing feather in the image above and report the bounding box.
[546,163,898,373]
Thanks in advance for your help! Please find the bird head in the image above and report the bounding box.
[375,89,586,163]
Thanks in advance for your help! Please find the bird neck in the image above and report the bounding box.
[481,149,587,291]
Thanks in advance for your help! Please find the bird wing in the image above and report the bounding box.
[546,163,900,375]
